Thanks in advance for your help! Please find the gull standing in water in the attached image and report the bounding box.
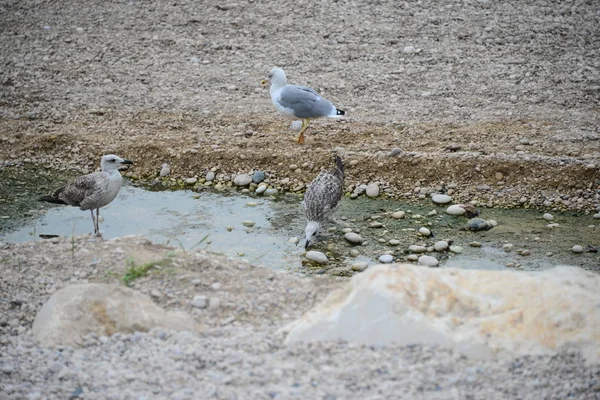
[39,154,133,236]
[262,67,346,144]
[303,156,345,249]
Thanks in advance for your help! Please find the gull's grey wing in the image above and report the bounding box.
[58,173,104,209]
[279,85,335,119]
[303,171,344,222]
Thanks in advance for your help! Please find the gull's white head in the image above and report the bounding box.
[304,220,321,250]
[100,154,134,171]
[261,67,287,89]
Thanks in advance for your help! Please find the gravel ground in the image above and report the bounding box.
[0,0,599,211]
[1,237,599,400]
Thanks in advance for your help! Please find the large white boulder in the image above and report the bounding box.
[32,284,202,347]
[283,264,600,362]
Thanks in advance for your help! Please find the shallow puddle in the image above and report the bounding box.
[1,165,598,274]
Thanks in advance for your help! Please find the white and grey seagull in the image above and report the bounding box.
[262,67,346,144]
[303,155,345,249]
[39,154,133,236]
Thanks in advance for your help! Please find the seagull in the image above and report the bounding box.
[303,155,345,249]
[39,154,133,236]
[262,67,346,144]
[159,163,170,177]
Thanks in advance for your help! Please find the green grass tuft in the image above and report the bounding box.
[122,255,173,286]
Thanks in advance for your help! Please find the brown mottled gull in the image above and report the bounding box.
[39,154,133,236]
[302,156,345,249]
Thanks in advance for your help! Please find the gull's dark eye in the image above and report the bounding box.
[109,159,116,163]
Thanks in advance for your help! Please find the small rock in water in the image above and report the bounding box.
[407,254,418,261]
[234,174,252,186]
[306,251,328,265]
[449,245,463,254]
[520,250,531,256]
[418,255,439,267]
[159,163,170,177]
[369,222,383,228]
[191,296,208,309]
[366,184,380,198]
[433,241,448,251]
[572,245,583,253]
[388,239,400,246]
[427,210,437,216]
[289,237,299,244]
[344,232,364,244]
[469,241,482,248]
[378,254,394,263]
[542,213,554,221]
[242,220,256,227]
[392,211,406,219]
[265,188,278,196]
[418,227,431,237]
[255,184,267,194]
[432,194,452,204]
[351,262,368,272]
[503,244,514,252]
[593,213,600,219]
[467,218,492,231]
[409,245,427,253]
[446,205,466,216]
[185,177,197,185]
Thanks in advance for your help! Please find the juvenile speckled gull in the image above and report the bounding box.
[303,156,345,249]
[39,154,133,236]
[262,67,346,144]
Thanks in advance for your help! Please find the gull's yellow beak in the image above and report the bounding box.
[261,79,268,85]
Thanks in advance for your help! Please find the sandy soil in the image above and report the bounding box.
[0,0,599,211]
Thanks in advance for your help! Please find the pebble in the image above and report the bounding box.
[388,239,400,246]
[190,296,208,309]
[446,205,466,216]
[469,242,482,248]
[431,194,452,204]
[305,251,329,265]
[433,241,448,251]
[242,220,255,227]
[418,227,431,237]
[467,218,492,231]
[289,237,299,244]
[185,177,197,185]
[403,45,416,53]
[349,249,360,257]
[390,147,404,157]
[503,244,514,252]
[409,245,427,253]
[449,245,463,254]
[341,228,353,233]
[233,174,252,186]
[344,232,364,244]
[542,213,554,221]
[290,120,303,131]
[159,163,170,177]
[150,289,162,299]
[369,222,383,228]
[418,255,439,267]
[366,184,380,198]
[392,211,406,219]
[572,245,583,253]
[264,188,278,196]
[407,254,418,261]
[427,210,437,216]
[251,170,265,183]
[255,185,267,194]
[520,250,531,256]
[593,213,600,219]
[351,262,368,272]
[378,254,394,263]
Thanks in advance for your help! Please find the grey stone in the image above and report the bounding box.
[252,170,265,183]
[344,232,364,244]
[306,251,329,265]
[234,174,252,186]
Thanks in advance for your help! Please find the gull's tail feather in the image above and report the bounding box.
[39,186,66,204]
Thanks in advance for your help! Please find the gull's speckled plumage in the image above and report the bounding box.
[302,156,345,249]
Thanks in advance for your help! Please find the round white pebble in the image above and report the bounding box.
[419,227,431,237]
[432,194,452,204]
[409,245,427,253]
[378,254,394,263]
[572,245,583,253]
[418,255,439,267]
[434,241,449,251]
[305,251,329,265]
[392,211,406,219]
[344,232,364,244]
[446,205,466,216]
[542,213,554,221]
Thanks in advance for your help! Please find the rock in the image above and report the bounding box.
[503,244,514,252]
[32,284,201,347]
[392,211,405,219]
[369,222,383,228]
[593,213,600,219]
[572,245,583,253]
[205,171,215,181]
[427,210,437,216]
[159,163,170,177]
[449,245,463,254]
[290,120,303,131]
[470,241,482,247]
[434,241,448,252]
[407,254,418,261]
[520,250,531,256]
[233,174,252,186]
[403,45,416,53]
[0,364,14,374]
[185,177,197,185]
[344,232,364,245]
[191,296,208,309]
[252,170,265,183]
[351,262,368,272]
[446,205,466,216]
[409,245,427,253]
[432,194,452,204]
[542,213,554,221]
[365,184,380,198]
[467,218,492,231]
[388,239,400,246]
[378,254,394,263]
[306,251,328,265]
[264,188,278,196]
[242,220,255,227]
[390,148,403,157]
[418,227,431,237]
[349,249,360,257]
[289,236,299,244]
[255,184,267,194]
[418,255,439,267]
[283,265,600,362]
